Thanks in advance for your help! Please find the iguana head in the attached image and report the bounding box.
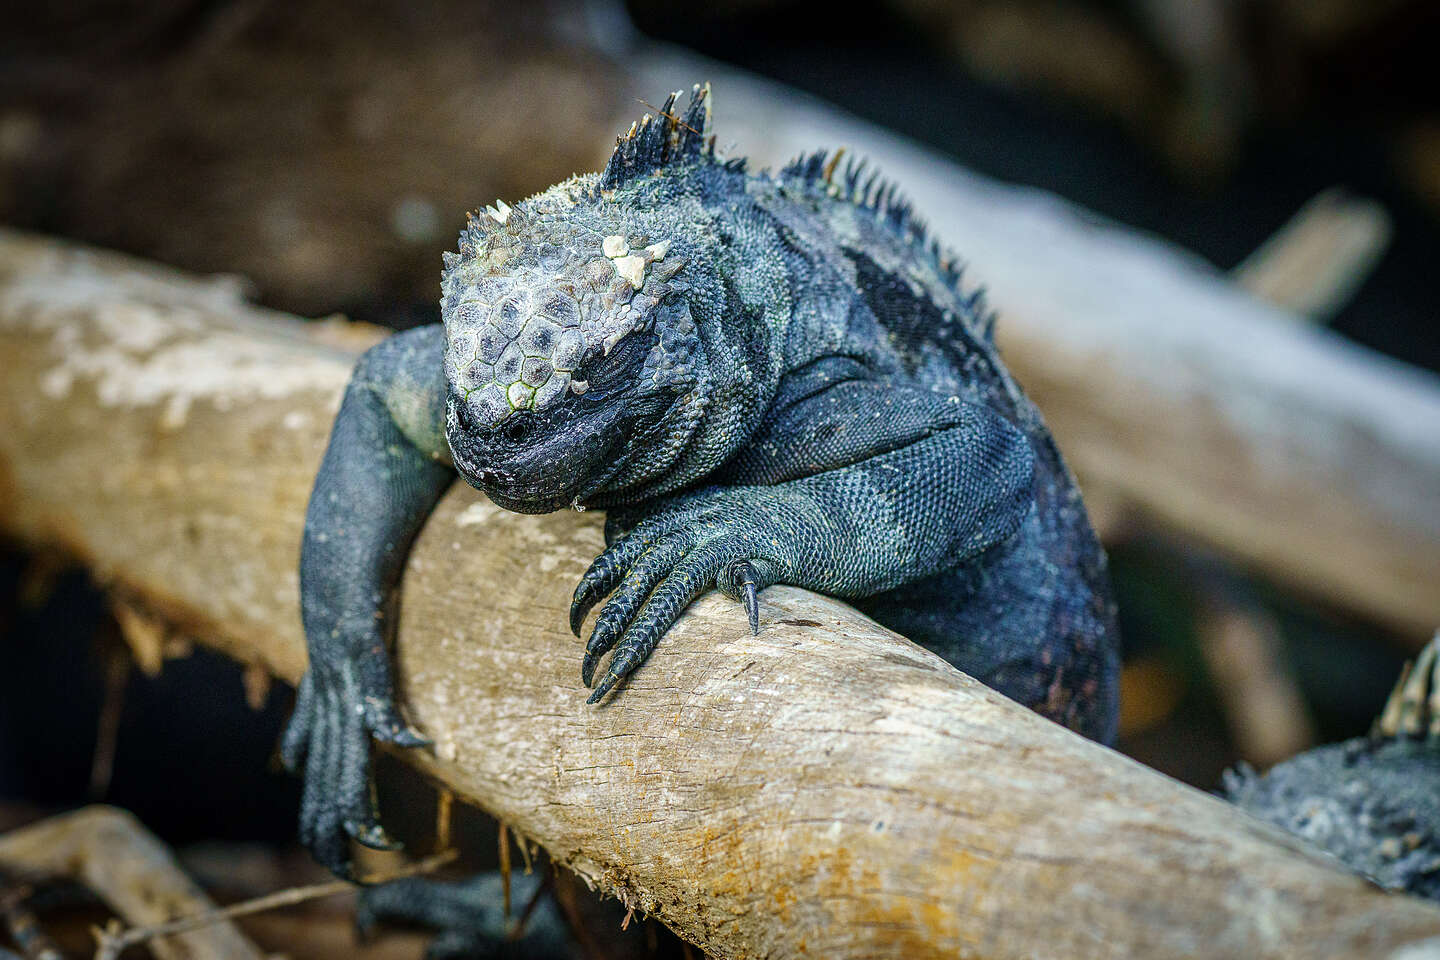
[439,86,725,514]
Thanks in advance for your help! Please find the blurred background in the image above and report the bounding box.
[2,0,1438,956]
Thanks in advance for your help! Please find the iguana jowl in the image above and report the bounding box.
[282,84,1120,874]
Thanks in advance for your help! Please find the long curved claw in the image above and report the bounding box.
[367,701,433,749]
[570,517,681,635]
[571,564,619,636]
[578,535,695,687]
[571,564,620,638]
[732,560,762,635]
[718,558,777,637]
[580,645,605,689]
[585,553,719,703]
[586,668,625,704]
[572,490,790,706]
[283,656,430,876]
[570,585,593,637]
[586,642,651,704]
[580,589,644,687]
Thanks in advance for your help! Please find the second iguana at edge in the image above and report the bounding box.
[282,83,1121,874]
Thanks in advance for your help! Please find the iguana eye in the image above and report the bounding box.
[501,415,535,443]
[577,332,648,390]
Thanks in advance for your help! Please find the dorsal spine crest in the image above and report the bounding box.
[779,148,997,341]
[598,84,714,192]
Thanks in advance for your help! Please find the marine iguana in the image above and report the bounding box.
[1227,632,1440,899]
[281,83,1120,875]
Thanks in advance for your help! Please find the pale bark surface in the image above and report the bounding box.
[4,230,1440,958]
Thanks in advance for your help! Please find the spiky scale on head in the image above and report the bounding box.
[433,86,733,513]
[438,84,722,437]
[598,83,714,192]
[440,195,693,428]
[437,80,998,516]
[441,197,590,428]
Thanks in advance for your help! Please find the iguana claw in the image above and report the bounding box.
[734,560,762,635]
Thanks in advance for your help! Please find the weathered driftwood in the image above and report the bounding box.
[1229,188,1393,322]
[4,230,1440,959]
[627,52,1440,639]
[0,806,263,960]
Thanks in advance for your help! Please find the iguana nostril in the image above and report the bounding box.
[449,392,471,429]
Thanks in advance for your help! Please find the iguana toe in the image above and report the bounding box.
[284,660,418,875]
[724,559,765,635]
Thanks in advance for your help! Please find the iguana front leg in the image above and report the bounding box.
[571,379,1036,700]
[281,325,453,875]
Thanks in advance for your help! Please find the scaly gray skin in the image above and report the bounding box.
[355,873,572,959]
[1226,633,1440,900]
[282,84,1120,875]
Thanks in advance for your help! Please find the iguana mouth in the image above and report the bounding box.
[445,391,629,514]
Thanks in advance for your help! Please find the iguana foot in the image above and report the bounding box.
[356,872,570,960]
[281,658,429,875]
[1375,631,1440,740]
[568,488,798,702]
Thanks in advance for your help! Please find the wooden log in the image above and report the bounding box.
[0,806,263,960]
[4,229,1440,958]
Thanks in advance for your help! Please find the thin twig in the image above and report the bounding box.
[90,849,457,960]
[498,822,511,918]
[515,832,533,874]
[435,787,453,851]
[88,644,129,799]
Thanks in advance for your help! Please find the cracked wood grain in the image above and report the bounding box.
[3,229,1440,959]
